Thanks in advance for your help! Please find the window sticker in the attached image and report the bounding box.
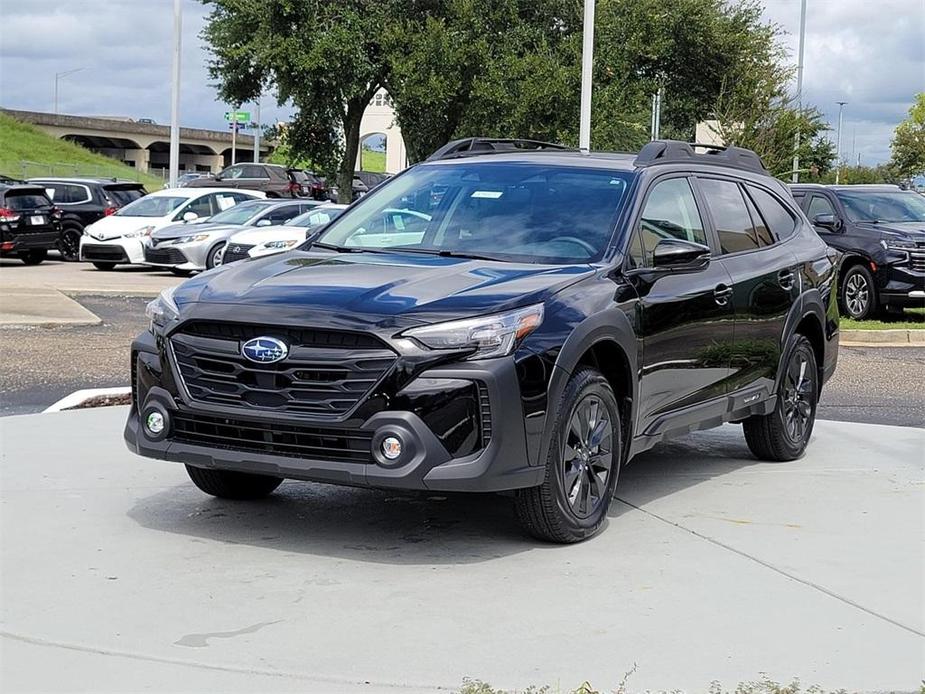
[471,190,503,199]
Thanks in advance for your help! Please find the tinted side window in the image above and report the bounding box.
[638,177,707,265]
[748,186,797,240]
[807,195,836,219]
[241,165,268,178]
[699,178,759,254]
[742,190,774,247]
[262,205,301,224]
[185,194,216,218]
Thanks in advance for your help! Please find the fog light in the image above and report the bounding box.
[145,411,165,435]
[381,436,402,460]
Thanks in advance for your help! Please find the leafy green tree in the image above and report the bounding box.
[890,93,925,177]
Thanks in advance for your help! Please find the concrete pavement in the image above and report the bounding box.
[0,287,101,327]
[0,256,180,296]
[1,406,922,692]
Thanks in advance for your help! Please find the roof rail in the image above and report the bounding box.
[426,137,573,162]
[634,140,768,175]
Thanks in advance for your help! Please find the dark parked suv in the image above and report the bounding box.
[0,183,62,264]
[127,138,839,543]
[186,163,302,198]
[790,184,925,319]
[30,178,146,261]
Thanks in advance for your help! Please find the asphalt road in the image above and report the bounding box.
[1,293,922,426]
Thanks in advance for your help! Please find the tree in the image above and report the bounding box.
[202,0,398,202]
[890,93,925,178]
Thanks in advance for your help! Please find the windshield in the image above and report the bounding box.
[116,195,187,217]
[835,190,925,223]
[316,163,633,263]
[207,201,265,225]
[290,207,345,228]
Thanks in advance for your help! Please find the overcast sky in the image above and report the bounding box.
[1,0,922,164]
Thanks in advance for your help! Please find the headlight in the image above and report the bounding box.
[172,234,211,244]
[880,239,916,251]
[402,304,544,359]
[262,239,299,250]
[145,286,179,330]
[125,225,155,238]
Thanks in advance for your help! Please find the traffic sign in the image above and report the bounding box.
[224,111,250,123]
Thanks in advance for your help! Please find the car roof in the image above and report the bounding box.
[156,187,262,198]
[0,183,50,194]
[790,183,904,192]
[419,150,638,172]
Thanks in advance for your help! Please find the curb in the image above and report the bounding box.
[43,387,131,413]
[840,329,925,346]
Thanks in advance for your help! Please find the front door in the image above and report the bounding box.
[627,175,737,436]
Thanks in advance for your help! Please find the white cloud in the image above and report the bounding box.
[0,0,921,163]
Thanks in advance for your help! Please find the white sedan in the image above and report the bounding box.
[221,204,347,263]
[79,187,263,270]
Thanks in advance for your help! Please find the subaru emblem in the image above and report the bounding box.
[241,336,288,364]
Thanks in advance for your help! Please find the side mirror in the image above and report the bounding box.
[812,213,841,231]
[182,211,199,222]
[256,219,272,227]
[652,238,712,272]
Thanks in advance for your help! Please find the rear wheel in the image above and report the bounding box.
[92,261,116,271]
[840,264,877,320]
[185,465,282,500]
[515,368,621,543]
[58,227,83,261]
[743,334,818,461]
[19,249,47,265]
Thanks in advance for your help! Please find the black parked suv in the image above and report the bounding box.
[0,183,62,264]
[29,178,146,261]
[126,138,839,543]
[790,184,925,319]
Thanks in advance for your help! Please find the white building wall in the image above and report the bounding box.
[356,90,407,174]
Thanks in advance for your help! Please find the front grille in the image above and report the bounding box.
[910,250,925,273]
[145,246,187,265]
[171,412,373,463]
[170,321,395,416]
[477,381,492,445]
[81,243,128,261]
[222,243,254,264]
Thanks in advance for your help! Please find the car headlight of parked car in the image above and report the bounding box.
[879,239,916,251]
[145,286,180,331]
[124,225,156,238]
[402,304,544,359]
[171,234,211,244]
[262,239,300,250]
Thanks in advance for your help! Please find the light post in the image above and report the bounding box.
[791,0,807,182]
[578,0,595,151]
[835,100,847,184]
[168,0,182,189]
[53,68,85,114]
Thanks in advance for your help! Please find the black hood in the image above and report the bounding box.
[173,249,594,326]
[856,221,925,242]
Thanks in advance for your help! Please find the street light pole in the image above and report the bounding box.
[835,100,847,184]
[53,68,85,115]
[578,0,596,151]
[253,99,261,163]
[168,0,182,188]
[791,0,807,182]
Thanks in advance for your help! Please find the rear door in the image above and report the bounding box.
[626,175,737,435]
[696,176,799,398]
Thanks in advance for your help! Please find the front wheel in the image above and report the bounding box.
[19,249,47,265]
[840,264,877,320]
[743,334,818,461]
[185,465,282,500]
[515,368,621,543]
[206,241,226,269]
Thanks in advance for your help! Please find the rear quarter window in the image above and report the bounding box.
[747,185,798,241]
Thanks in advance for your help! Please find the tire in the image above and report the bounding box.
[170,268,193,277]
[206,241,226,269]
[514,368,621,543]
[743,334,818,462]
[840,264,877,320]
[185,465,282,500]
[58,227,83,261]
[19,249,47,265]
[92,262,117,271]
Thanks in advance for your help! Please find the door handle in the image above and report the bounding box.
[778,270,795,290]
[713,284,733,306]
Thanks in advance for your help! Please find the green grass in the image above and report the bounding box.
[360,146,386,173]
[0,112,163,189]
[842,307,925,331]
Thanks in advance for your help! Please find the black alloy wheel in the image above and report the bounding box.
[560,394,615,519]
[58,227,82,262]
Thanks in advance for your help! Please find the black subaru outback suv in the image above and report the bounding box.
[790,184,925,319]
[126,138,839,543]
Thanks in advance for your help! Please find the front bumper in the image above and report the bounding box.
[143,240,210,270]
[80,236,146,264]
[124,330,542,493]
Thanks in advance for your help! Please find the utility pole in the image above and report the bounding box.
[168,0,182,188]
[578,0,595,151]
[253,99,261,163]
[791,0,807,182]
[231,106,238,166]
[835,101,847,184]
[54,68,85,115]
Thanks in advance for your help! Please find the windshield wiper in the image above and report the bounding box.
[391,248,504,262]
[311,241,390,254]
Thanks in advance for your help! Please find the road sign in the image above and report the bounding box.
[224,111,250,123]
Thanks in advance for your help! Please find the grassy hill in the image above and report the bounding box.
[361,147,386,173]
[0,112,163,189]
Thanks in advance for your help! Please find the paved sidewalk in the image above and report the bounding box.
[0,287,101,326]
[0,257,179,296]
[1,407,922,692]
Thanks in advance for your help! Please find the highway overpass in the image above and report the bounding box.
[2,109,273,175]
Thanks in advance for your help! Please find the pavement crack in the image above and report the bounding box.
[614,497,925,639]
